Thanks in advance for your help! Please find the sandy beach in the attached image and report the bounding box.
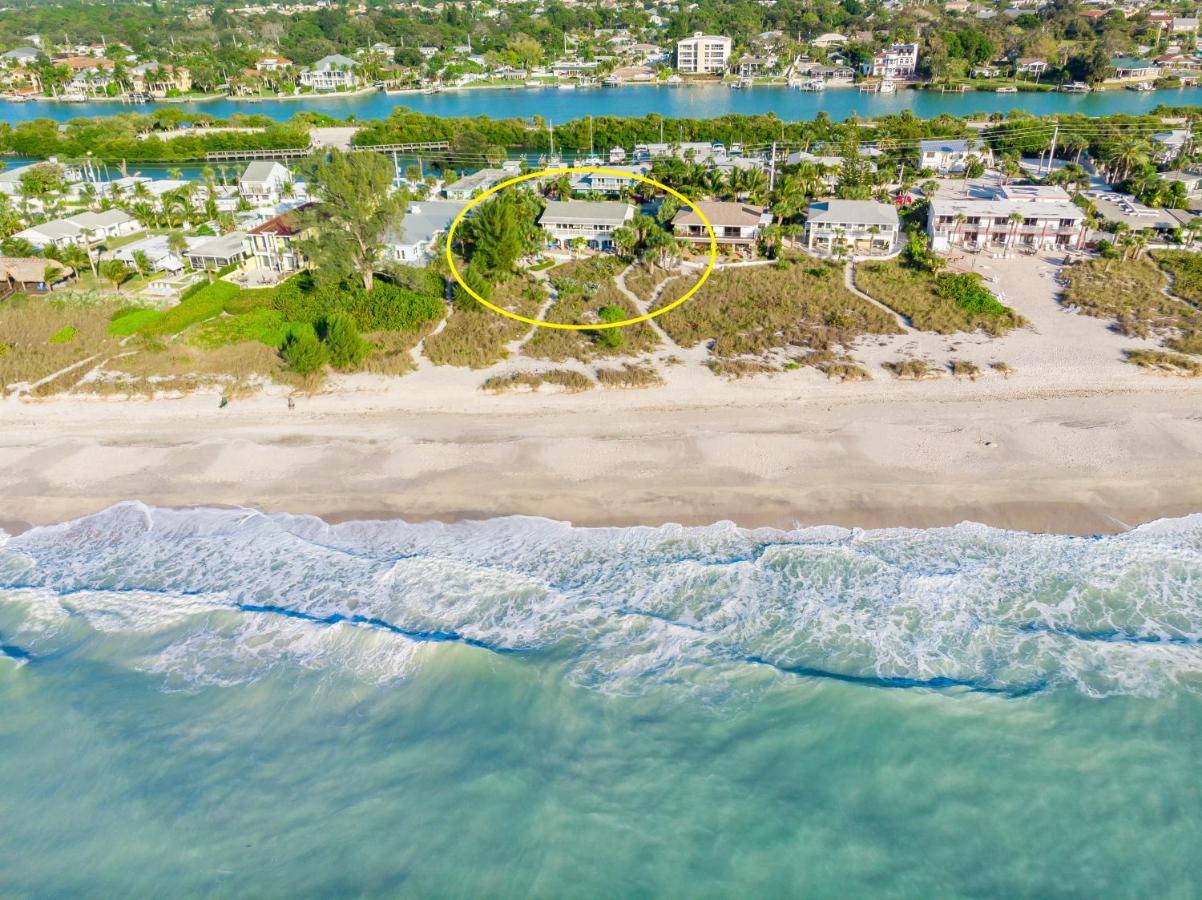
[2,353,1201,536]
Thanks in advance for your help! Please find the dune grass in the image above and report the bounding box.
[0,294,121,395]
[424,275,544,369]
[1122,348,1202,377]
[653,259,901,362]
[1152,250,1202,306]
[595,361,664,389]
[523,258,660,362]
[1061,258,1202,355]
[481,368,595,393]
[623,262,679,303]
[854,260,1026,335]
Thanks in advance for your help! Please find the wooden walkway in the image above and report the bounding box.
[204,140,451,162]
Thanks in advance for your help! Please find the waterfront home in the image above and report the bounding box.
[444,168,511,201]
[671,201,771,246]
[184,232,250,271]
[300,54,360,91]
[1109,57,1158,81]
[919,138,994,174]
[867,43,919,78]
[255,56,292,72]
[382,200,468,264]
[0,256,73,295]
[0,162,82,196]
[805,200,900,255]
[1,47,40,66]
[811,32,848,48]
[675,33,732,74]
[538,200,635,250]
[1014,57,1049,76]
[238,161,292,206]
[14,209,142,250]
[928,197,1086,252]
[131,63,191,97]
[1161,170,1202,201]
[245,207,309,277]
[570,163,652,195]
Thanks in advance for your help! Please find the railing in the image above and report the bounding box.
[205,140,450,162]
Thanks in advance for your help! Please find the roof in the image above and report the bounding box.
[930,197,1084,220]
[248,206,309,236]
[539,200,634,227]
[672,201,769,228]
[240,160,288,183]
[17,220,81,241]
[920,137,987,154]
[0,256,72,283]
[1111,57,1156,69]
[2,47,40,59]
[444,168,509,193]
[385,201,469,247]
[187,232,248,259]
[311,54,358,71]
[67,209,135,230]
[807,200,900,227]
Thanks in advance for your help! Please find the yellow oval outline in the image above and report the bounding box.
[444,166,718,330]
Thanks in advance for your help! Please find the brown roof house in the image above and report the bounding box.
[671,201,772,245]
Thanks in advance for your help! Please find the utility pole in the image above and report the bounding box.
[1045,123,1059,176]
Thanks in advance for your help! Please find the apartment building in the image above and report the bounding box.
[675,33,732,74]
[927,196,1087,252]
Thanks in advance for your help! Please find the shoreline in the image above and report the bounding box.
[3,371,1201,539]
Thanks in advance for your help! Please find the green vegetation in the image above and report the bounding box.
[1152,251,1202,307]
[595,362,664,389]
[1062,258,1202,355]
[481,369,594,393]
[653,259,900,364]
[280,324,329,376]
[108,307,163,336]
[949,359,982,380]
[425,275,545,369]
[855,259,1026,336]
[524,258,659,363]
[0,294,122,395]
[1122,349,1202,377]
[48,326,77,344]
[882,359,940,380]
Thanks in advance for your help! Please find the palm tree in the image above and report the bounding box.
[920,178,939,198]
[99,258,132,293]
[56,244,89,283]
[1006,211,1024,257]
[131,249,153,279]
[1104,138,1152,184]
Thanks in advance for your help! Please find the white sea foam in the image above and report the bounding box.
[2,502,1202,697]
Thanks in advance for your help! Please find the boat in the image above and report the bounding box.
[879,78,896,93]
[996,86,1018,94]
[797,77,826,91]
[557,82,576,91]
[1127,81,1154,91]
[664,74,683,85]
[602,75,621,86]
[1061,81,1091,93]
[524,80,541,87]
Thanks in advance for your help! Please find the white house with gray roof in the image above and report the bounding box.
[920,137,994,174]
[238,161,292,206]
[300,54,359,91]
[383,200,469,264]
[538,200,635,249]
[805,200,900,254]
[928,196,1086,252]
[14,209,141,250]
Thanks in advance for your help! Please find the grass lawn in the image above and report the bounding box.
[1062,257,1202,355]
[523,257,660,362]
[854,259,1027,336]
[653,258,902,361]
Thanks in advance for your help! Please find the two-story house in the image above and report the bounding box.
[671,201,772,246]
[538,200,635,249]
[919,137,994,174]
[238,161,293,206]
[299,54,360,91]
[805,200,900,255]
[928,196,1086,252]
[245,207,309,277]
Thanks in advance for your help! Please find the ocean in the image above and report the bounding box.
[1,503,1200,896]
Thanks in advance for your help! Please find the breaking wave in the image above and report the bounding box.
[2,503,1201,698]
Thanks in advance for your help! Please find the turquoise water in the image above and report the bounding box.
[4,83,1202,125]
[2,504,1201,895]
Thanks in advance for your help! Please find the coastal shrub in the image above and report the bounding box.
[482,368,595,393]
[108,307,162,336]
[425,275,545,369]
[793,350,871,381]
[654,260,900,358]
[0,295,123,395]
[1122,349,1202,376]
[855,260,1025,336]
[595,362,664,389]
[271,275,444,333]
[1061,258,1202,353]
[990,361,1014,377]
[705,357,779,378]
[317,312,370,371]
[190,307,293,349]
[48,326,77,344]
[143,280,240,337]
[280,324,329,376]
[882,358,940,380]
[1152,250,1202,306]
[948,358,982,380]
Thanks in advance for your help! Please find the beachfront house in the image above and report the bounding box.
[1110,57,1158,81]
[675,33,732,74]
[927,196,1086,252]
[919,138,994,174]
[569,164,652,195]
[382,200,468,265]
[538,200,635,250]
[238,161,293,206]
[131,63,191,97]
[867,43,919,78]
[13,209,142,250]
[185,232,250,271]
[805,200,900,255]
[671,201,772,246]
[300,54,360,91]
[245,207,309,277]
